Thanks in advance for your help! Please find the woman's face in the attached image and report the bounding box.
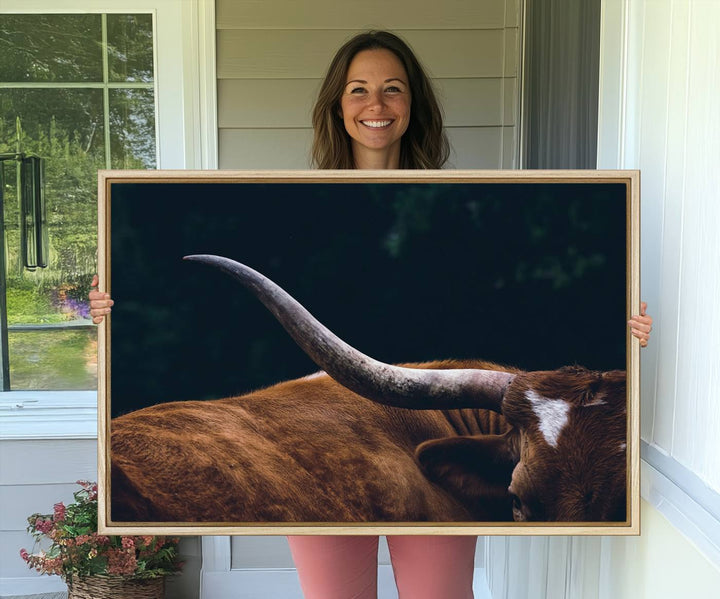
[340,49,411,166]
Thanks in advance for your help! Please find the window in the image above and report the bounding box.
[0,13,156,390]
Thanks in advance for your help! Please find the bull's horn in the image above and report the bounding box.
[184,255,514,411]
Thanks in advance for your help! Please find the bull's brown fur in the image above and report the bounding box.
[111,360,512,523]
[111,360,627,524]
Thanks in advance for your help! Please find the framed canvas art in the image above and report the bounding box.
[97,170,640,536]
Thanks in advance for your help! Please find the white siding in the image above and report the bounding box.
[601,0,720,492]
[0,440,96,591]
[216,0,522,170]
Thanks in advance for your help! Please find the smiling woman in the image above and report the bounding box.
[311,30,448,170]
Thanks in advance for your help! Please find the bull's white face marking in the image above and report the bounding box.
[526,389,571,448]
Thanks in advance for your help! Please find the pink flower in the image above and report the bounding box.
[107,548,137,576]
[75,534,91,546]
[19,548,29,562]
[34,518,54,535]
[121,537,135,549]
[42,556,64,576]
[53,502,66,522]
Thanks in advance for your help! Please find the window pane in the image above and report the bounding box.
[1,88,105,281]
[2,89,103,390]
[107,14,154,83]
[0,89,106,161]
[0,14,102,82]
[1,88,104,278]
[1,13,157,391]
[8,328,97,390]
[110,89,156,168]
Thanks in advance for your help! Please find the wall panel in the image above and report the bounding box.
[219,128,313,169]
[0,439,96,582]
[217,29,509,80]
[637,0,674,450]
[218,79,319,128]
[446,127,506,168]
[216,0,521,170]
[671,3,720,482]
[219,78,516,129]
[217,0,508,30]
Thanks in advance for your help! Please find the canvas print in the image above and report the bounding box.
[98,171,639,535]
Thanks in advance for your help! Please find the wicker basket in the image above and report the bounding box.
[67,575,165,599]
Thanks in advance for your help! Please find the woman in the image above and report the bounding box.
[310,30,447,170]
[91,31,653,599]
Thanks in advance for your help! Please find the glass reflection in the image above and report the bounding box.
[0,14,102,82]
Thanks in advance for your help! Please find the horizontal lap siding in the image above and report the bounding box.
[0,439,96,579]
[217,30,511,79]
[216,0,512,30]
[219,128,313,169]
[219,79,516,128]
[216,0,521,170]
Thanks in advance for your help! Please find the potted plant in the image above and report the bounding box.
[20,480,182,599]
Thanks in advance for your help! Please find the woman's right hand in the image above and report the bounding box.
[89,275,114,324]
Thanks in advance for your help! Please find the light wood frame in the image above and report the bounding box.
[97,169,640,536]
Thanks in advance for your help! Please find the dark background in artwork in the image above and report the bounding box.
[110,181,626,417]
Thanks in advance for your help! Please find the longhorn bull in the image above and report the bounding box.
[110,255,627,523]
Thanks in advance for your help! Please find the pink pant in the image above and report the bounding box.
[287,535,477,599]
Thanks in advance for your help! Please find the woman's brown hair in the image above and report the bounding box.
[311,31,449,170]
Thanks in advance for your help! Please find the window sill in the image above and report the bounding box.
[0,390,97,440]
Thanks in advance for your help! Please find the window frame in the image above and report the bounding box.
[0,0,217,440]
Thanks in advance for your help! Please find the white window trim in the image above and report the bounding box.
[0,0,217,439]
[0,391,96,439]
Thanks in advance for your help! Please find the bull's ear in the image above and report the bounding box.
[415,434,518,521]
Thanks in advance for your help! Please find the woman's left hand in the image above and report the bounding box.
[628,301,653,348]
[89,275,114,324]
